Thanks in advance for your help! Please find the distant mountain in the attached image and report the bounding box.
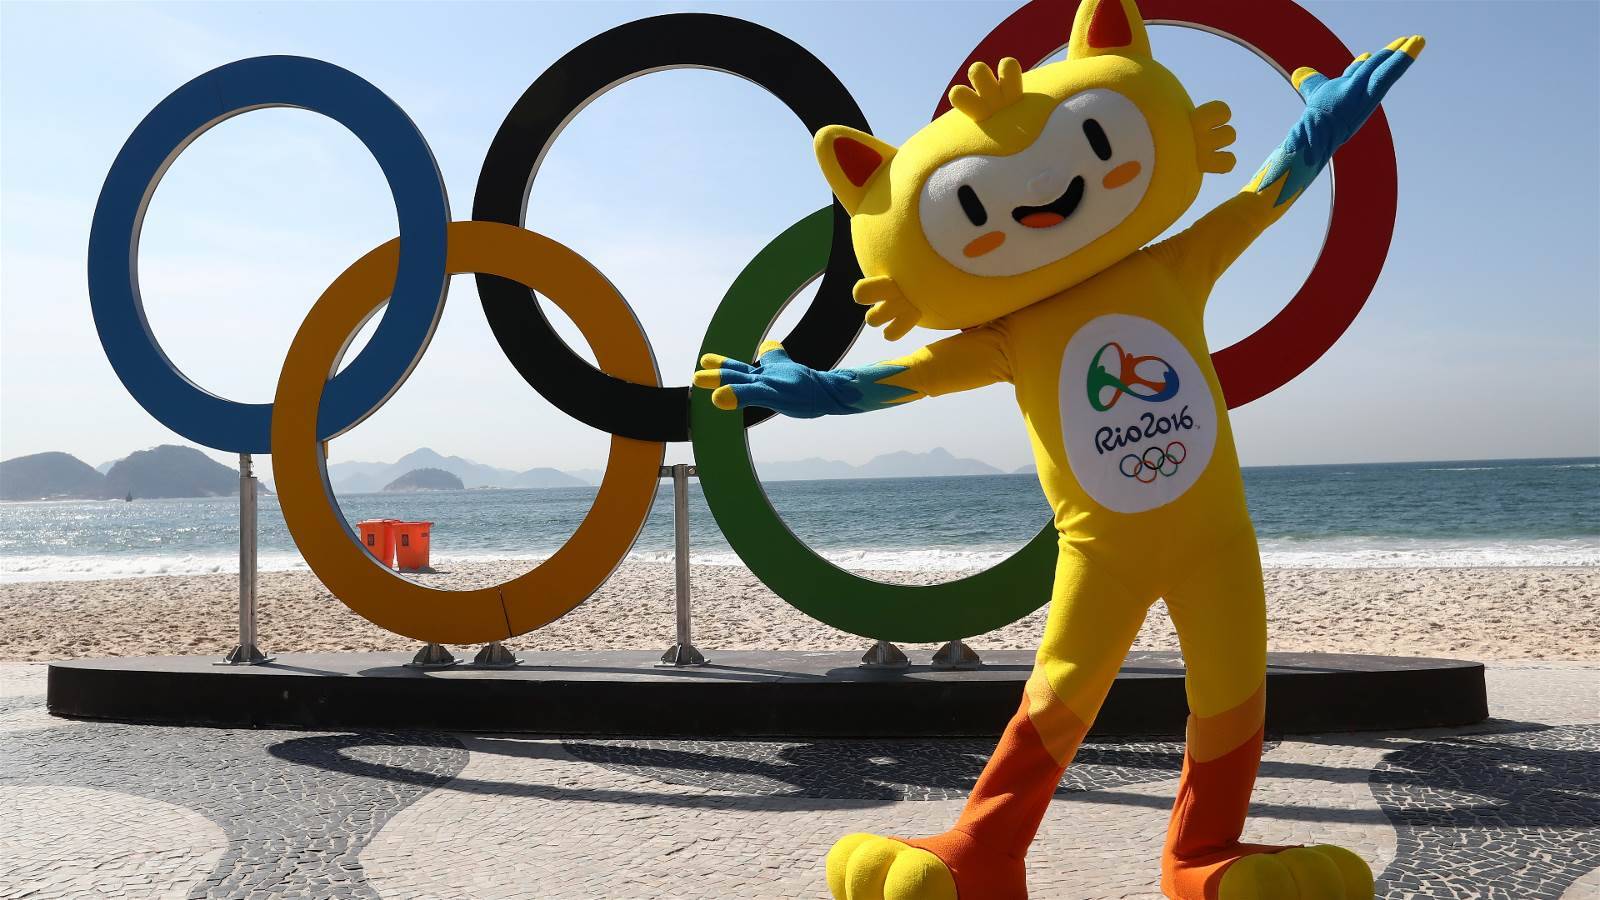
[1014,464,1036,475]
[9,444,1024,500]
[753,448,1006,481]
[383,467,464,492]
[327,447,584,494]
[515,467,586,488]
[4,446,271,500]
[389,448,504,488]
[323,445,1025,489]
[757,456,862,481]
[0,452,107,500]
[321,457,388,494]
[331,471,387,495]
[104,445,240,499]
[855,447,1003,479]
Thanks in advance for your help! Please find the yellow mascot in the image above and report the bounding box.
[695,1,1423,896]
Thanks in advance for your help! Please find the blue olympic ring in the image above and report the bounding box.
[1119,441,1187,483]
[87,56,450,454]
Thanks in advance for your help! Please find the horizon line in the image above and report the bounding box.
[5,444,1599,475]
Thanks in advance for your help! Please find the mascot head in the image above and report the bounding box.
[815,0,1237,334]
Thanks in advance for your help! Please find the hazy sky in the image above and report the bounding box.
[2,0,1597,483]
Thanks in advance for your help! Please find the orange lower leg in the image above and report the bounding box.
[1161,685,1288,899]
[901,682,1088,899]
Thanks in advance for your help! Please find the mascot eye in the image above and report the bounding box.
[1083,119,1113,161]
[958,184,988,226]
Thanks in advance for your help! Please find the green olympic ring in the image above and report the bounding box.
[692,208,1057,642]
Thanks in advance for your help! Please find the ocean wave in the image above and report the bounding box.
[0,552,311,583]
[4,539,1597,584]
[418,547,1021,573]
[1254,537,1600,569]
[626,547,1019,572]
[1422,461,1597,472]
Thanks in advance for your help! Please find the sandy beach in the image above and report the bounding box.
[1,561,1595,662]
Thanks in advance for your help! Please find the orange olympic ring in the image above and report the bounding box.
[271,221,664,643]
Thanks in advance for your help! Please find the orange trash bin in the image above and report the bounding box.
[356,519,398,568]
[395,521,433,572]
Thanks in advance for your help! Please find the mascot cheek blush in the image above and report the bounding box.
[693,1,1425,897]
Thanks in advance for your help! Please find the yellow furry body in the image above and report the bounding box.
[758,1,1422,895]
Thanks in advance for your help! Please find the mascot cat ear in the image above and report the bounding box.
[814,126,898,216]
[1066,0,1152,60]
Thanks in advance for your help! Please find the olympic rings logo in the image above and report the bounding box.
[1120,442,1187,483]
[88,1,1398,645]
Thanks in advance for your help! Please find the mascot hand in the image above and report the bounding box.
[1257,34,1425,205]
[694,341,915,418]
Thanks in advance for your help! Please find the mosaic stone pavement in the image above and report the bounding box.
[1,661,1595,899]
[560,737,1272,800]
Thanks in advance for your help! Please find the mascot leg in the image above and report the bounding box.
[827,545,1153,900]
[1159,533,1374,900]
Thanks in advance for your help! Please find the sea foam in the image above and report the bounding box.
[3,538,1596,584]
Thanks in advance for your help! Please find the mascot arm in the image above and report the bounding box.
[694,326,1011,418]
[1148,35,1425,299]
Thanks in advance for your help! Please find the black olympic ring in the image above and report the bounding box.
[473,14,871,442]
[1120,441,1187,482]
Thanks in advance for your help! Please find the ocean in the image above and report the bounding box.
[0,458,1595,583]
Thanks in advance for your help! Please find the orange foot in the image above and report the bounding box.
[826,829,1026,900]
[1167,844,1374,900]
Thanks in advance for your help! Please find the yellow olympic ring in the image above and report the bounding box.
[272,221,665,643]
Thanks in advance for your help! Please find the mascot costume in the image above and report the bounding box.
[696,1,1423,896]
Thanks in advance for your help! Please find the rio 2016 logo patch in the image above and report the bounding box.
[1060,314,1216,513]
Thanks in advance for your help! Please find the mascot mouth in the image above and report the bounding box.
[1012,176,1085,229]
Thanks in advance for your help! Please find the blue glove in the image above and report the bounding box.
[1256,35,1425,206]
[693,341,917,419]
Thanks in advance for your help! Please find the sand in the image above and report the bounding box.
[0,562,1595,663]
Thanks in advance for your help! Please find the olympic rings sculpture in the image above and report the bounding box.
[88,1,1397,645]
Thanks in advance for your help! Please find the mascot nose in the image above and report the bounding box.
[1027,169,1067,203]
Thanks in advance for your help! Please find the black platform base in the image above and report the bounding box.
[47,650,1487,738]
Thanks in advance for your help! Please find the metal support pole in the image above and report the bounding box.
[406,642,458,668]
[220,453,271,665]
[472,641,520,668]
[658,464,706,667]
[860,640,909,670]
[931,639,983,670]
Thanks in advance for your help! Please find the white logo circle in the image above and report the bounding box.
[1059,314,1216,513]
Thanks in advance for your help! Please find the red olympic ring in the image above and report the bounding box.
[937,0,1397,409]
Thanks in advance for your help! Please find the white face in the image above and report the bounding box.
[918,89,1155,278]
